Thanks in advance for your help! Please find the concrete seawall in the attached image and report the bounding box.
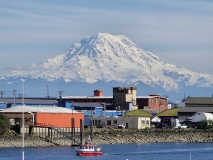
[0,129,213,148]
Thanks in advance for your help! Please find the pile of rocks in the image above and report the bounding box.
[90,128,213,145]
[0,128,213,148]
[0,136,53,148]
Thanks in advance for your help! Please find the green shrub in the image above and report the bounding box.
[198,120,213,129]
[207,120,213,128]
[145,127,151,133]
[0,114,10,134]
[198,120,207,129]
[85,114,94,117]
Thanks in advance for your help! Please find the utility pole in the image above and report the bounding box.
[47,85,49,99]
[58,91,64,107]
[0,91,4,98]
[13,90,17,106]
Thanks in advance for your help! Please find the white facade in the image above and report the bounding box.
[92,116,150,129]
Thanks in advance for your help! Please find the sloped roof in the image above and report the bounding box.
[61,96,113,99]
[157,108,180,117]
[178,107,213,113]
[143,109,161,114]
[136,96,161,99]
[0,106,81,113]
[185,97,213,104]
[61,96,165,99]
[0,98,58,105]
[125,109,151,117]
[72,102,104,108]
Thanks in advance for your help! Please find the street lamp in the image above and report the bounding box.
[21,79,25,160]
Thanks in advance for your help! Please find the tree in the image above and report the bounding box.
[85,114,94,117]
[0,114,10,134]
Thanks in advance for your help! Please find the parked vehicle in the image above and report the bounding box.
[96,124,103,128]
[118,125,125,129]
[150,124,155,128]
[155,123,167,128]
[178,124,187,129]
[156,118,187,129]
[156,123,162,128]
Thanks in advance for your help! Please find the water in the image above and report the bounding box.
[0,143,213,160]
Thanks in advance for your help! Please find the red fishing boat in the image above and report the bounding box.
[76,136,102,156]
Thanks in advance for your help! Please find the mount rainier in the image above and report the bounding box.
[1,33,213,100]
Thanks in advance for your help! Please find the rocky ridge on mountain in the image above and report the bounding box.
[1,33,213,98]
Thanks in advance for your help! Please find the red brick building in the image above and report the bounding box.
[60,91,168,111]
[137,94,168,110]
[93,90,104,96]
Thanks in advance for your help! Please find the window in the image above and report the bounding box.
[94,120,98,125]
[113,120,117,124]
[107,120,111,125]
[142,120,145,126]
[146,120,149,126]
[97,120,101,125]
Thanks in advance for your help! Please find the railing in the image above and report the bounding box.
[32,123,81,145]
[50,124,81,145]
[34,123,52,127]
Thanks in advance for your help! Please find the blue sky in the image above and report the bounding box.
[1,0,213,75]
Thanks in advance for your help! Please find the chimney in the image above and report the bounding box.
[93,90,103,96]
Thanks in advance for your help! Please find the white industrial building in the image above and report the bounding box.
[91,116,150,129]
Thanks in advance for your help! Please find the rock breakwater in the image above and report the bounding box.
[90,128,213,145]
[0,129,213,148]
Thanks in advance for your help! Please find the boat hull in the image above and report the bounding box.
[76,151,102,156]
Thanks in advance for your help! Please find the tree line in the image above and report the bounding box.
[0,114,10,134]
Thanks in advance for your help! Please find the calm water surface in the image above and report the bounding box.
[0,143,213,160]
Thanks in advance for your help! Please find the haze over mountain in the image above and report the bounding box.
[1,33,213,100]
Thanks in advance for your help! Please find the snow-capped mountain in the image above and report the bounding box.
[1,33,213,98]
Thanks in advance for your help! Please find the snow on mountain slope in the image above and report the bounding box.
[1,33,213,91]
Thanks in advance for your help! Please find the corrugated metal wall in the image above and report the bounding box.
[36,112,84,128]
